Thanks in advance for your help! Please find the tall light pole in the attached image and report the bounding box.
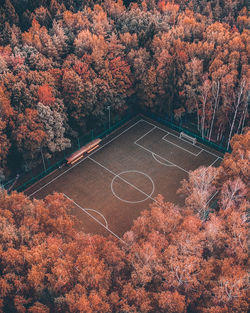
[107,105,111,129]
[40,147,46,172]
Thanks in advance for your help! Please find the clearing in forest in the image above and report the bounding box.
[26,116,222,240]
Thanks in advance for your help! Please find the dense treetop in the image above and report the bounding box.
[0,0,249,179]
[0,129,249,312]
[0,1,249,311]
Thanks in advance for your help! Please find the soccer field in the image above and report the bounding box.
[26,116,222,241]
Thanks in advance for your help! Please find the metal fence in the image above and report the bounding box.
[14,112,135,192]
[140,109,231,154]
[5,107,231,193]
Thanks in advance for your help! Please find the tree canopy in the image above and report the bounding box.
[0,0,249,178]
[0,129,249,312]
[0,1,249,311]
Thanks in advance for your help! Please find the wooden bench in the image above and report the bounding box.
[87,144,100,154]
[180,132,197,145]
[66,138,101,165]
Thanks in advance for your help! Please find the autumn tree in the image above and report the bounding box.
[33,6,52,29]
[0,119,10,169]
[62,68,88,129]
[11,108,47,170]
[0,192,75,312]
[37,84,54,105]
[37,102,71,156]
[178,166,219,220]
[120,131,249,312]
[217,128,250,185]
[0,191,128,312]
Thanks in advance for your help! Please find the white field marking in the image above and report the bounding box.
[134,125,221,210]
[24,168,59,193]
[208,157,220,168]
[63,193,128,246]
[162,133,203,157]
[134,126,156,144]
[141,119,223,160]
[133,120,221,210]
[137,131,220,209]
[206,190,219,206]
[152,153,174,167]
[136,133,220,206]
[88,156,163,207]
[85,208,108,228]
[135,141,189,174]
[204,157,221,207]
[28,119,144,198]
[111,170,155,203]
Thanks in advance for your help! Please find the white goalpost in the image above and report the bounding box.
[180,132,197,145]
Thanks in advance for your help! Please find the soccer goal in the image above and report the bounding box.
[180,132,197,145]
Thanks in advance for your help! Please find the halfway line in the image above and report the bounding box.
[88,156,162,207]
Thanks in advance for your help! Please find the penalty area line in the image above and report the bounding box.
[85,208,108,228]
[142,118,223,160]
[63,193,128,246]
[152,153,174,167]
[162,134,203,157]
[134,141,189,174]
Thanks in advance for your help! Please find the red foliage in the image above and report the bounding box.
[38,84,55,106]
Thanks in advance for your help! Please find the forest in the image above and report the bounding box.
[0,129,249,312]
[0,0,249,312]
[0,0,249,180]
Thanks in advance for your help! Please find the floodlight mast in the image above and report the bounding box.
[107,105,111,129]
[40,147,46,172]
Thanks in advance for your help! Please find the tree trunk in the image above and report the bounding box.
[227,81,245,150]
[239,101,248,134]
[196,101,200,131]
[217,124,221,141]
[209,81,220,141]
[201,93,207,139]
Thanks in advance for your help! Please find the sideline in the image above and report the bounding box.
[142,118,223,159]
[28,118,144,198]
[63,193,128,246]
[162,133,203,157]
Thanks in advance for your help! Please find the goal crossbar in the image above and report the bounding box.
[180,132,197,144]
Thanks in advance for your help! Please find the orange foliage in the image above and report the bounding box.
[0,2,249,311]
[219,129,250,184]
[38,84,55,106]
[0,83,14,119]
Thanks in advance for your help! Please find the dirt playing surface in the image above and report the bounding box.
[26,116,223,240]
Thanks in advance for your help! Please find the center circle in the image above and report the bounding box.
[111,170,155,203]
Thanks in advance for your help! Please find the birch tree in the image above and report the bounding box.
[220,178,247,210]
[227,79,247,150]
[37,103,71,156]
[208,80,220,141]
[199,79,212,139]
[178,166,218,220]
